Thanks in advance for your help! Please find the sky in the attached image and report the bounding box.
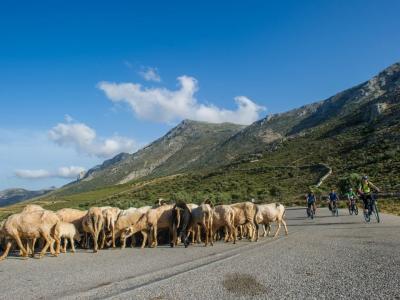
[0,0,399,191]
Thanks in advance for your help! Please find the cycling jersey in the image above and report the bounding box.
[347,191,357,199]
[307,194,316,203]
[359,181,371,194]
[329,192,338,201]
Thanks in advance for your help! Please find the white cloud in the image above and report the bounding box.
[57,166,86,178]
[48,120,136,158]
[139,67,161,82]
[15,166,85,179]
[15,169,51,179]
[98,75,265,125]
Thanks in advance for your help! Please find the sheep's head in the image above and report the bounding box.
[121,227,133,240]
[255,212,263,224]
[74,232,82,242]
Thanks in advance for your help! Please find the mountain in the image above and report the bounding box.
[196,62,400,166]
[0,188,55,207]
[1,62,398,215]
[59,120,245,195]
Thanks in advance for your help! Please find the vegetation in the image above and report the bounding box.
[0,63,399,220]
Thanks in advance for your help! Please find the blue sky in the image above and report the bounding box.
[0,0,399,190]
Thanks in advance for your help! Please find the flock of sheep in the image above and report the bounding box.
[0,200,288,261]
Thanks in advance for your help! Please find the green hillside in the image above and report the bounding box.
[1,62,399,220]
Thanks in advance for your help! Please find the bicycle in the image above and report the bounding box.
[331,201,339,217]
[363,194,380,223]
[348,198,358,215]
[306,203,315,219]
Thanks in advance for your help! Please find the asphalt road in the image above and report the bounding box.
[1,207,399,299]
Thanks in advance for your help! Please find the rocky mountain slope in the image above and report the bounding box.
[0,188,54,207]
[59,121,245,195]
[8,61,398,211]
[196,62,400,166]
[66,61,398,210]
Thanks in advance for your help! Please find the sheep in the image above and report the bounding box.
[56,208,87,232]
[82,207,104,253]
[0,210,61,261]
[20,204,47,254]
[255,203,288,240]
[120,207,137,216]
[122,214,149,249]
[52,222,81,253]
[212,205,236,244]
[230,202,257,241]
[171,203,192,248]
[102,207,121,248]
[22,204,45,213]
[185,204,199,243]
[114,209,148,248]
[190,201,214,247]
[146,204,174,248]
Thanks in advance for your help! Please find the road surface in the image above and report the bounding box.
[0,207,399,299]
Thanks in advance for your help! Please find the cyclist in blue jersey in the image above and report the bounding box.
[306,191,316,215]
[328,188,339,211]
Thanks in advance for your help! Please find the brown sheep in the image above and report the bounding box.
[0,210,61,261]
[230,202,257,241]
[146,204,174,248]
[190,202,214,247]
[122,214,149,249]
[22,204,45,213]
[212,205,236,244]
[186,203,199,244]
[102,207,121,248]
[56,208,87,232]
[114,209,149,248]
[82,207,104,253]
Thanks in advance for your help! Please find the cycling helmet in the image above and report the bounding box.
[362,175,368,180]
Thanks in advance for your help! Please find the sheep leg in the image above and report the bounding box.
[100,230,106,249]
[150,225,157,248]
[208,225,213,246]
[29,239,36,257]
[14,234,28,257]
[70,237,76,253]
[92,231,99,253]
[62,238,67,253]
[273,222,281,238]
[266,224,271,237]
[39,234,53,258]
[282,219,288,235]
[111,228,116,248]
[22,239,30,257]
[171,224,177,247]
[140,231,147,249]
[0,241,12,261]
[196,225,201,244]
[230,224,236,244]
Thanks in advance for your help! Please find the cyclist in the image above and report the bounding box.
[357,175,380,215]
[306,191,316,215]
[328,188,339,211]
[346,188,357,209]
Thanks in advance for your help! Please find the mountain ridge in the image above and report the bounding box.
[32,61,400,199]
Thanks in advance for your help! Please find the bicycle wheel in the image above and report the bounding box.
[310,209,314,220]
[354,205,359,215]
[349,206,353,215]
[373,203,380,223]
[364,210,370,222]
